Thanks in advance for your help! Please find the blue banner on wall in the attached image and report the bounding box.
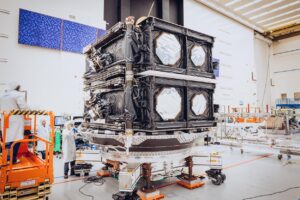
[18,9,62,50]
[62,20,97,53]
[18,9,106,53]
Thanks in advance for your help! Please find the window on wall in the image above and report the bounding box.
[294,92,300,100]
[281,93,287,99]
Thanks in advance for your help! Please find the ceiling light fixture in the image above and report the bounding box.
[257,8,300,24]
[242,0,283,16]
[225,0,242,7]
[250,1,300,20]
[234,0,262,11]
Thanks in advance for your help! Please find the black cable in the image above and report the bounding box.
[242,186,300,200]
[84,176,105,184]
[78,176,105,200]
[79,183,95,200]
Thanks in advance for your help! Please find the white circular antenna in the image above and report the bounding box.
[191,45,206,67]
[155,33,181,66]
[191,94,207,115]
[156,87,182,121]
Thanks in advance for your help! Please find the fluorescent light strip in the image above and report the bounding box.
[257,8,300,24]
[266,19,300,30]
[250,1,300,20]
[225,0,242,6]
[264,14,300,27]
[242,0,283,16]
[234,0,262,11]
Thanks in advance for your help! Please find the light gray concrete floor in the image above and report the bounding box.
[49,146,300,200]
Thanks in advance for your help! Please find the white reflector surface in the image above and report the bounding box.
[156,87,182,121]
[155,33,181,66]
[192,94,207,115]
[191,45,206,67]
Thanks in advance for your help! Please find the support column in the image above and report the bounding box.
[141,163,155,193]
[124,16,135,137]
[177,156,205,189]
[120,0,131,23]
[137,163,164,200]
[161,0,170,21]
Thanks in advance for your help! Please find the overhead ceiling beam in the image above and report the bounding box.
[196,0,264,33]
[270,23,300,34]
[273,30,300,41]
[265,23,300,40]
[264,15,300,28]
[267,19,300,31]
[254,32,272,44]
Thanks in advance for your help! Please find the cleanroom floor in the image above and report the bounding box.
[50,146,300,200]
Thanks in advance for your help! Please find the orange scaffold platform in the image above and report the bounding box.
[0,110,54,200]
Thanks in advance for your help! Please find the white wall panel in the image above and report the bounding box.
[271,35,300,105]
[254,36,272,109]
[184,0,257,111]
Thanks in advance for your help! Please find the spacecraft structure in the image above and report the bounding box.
[81,16,224,199]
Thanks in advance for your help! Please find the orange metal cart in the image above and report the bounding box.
[0,110,54,200]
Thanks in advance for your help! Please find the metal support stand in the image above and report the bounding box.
[98,159,120,177]
[97,165,111,177]
[137,163,164,200]
[177,156,205,189]
[141,163,155,193]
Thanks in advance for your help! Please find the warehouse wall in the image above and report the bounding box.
[270,35,300,106]
[0,0,105,115]
[184,0,257,112]
[254,36,272,111]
